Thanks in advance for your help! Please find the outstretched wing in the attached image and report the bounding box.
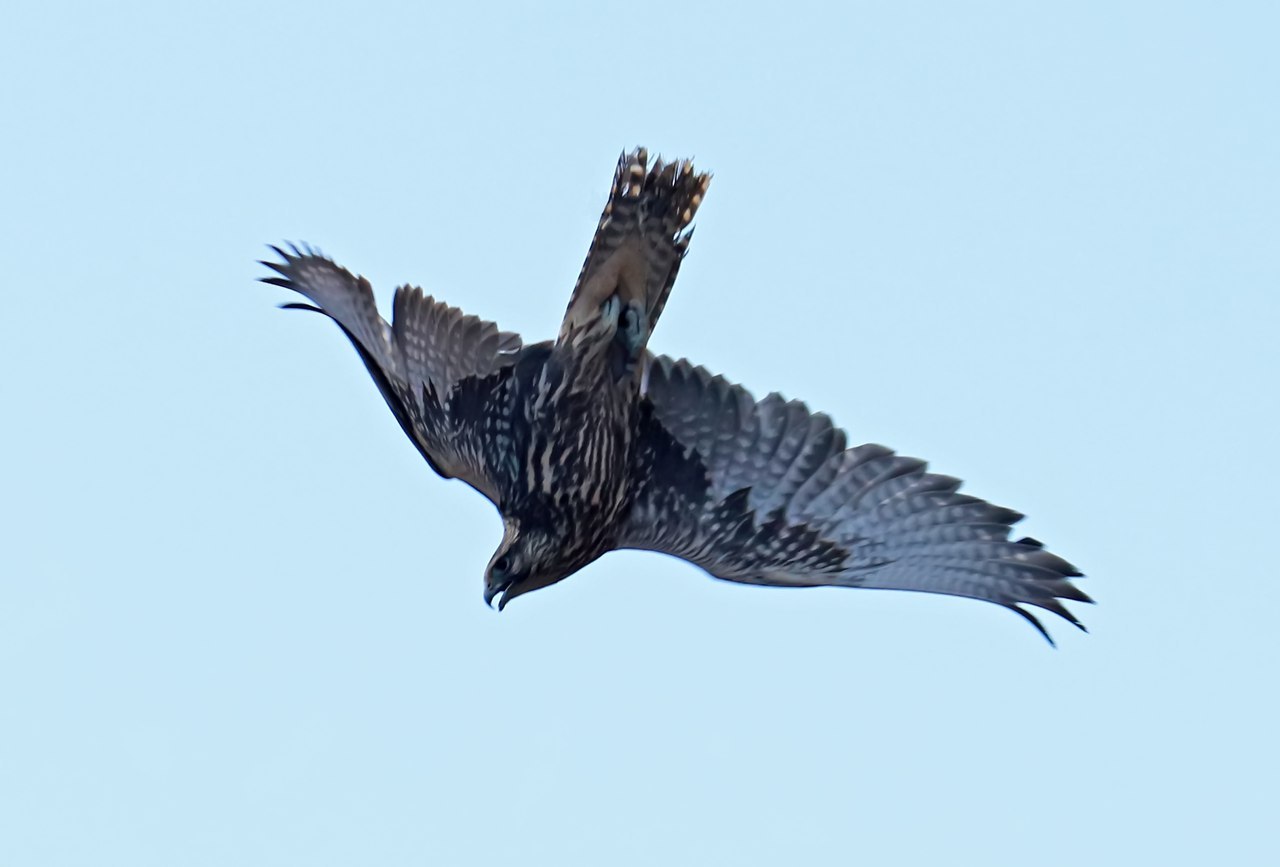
[261,245,524,505]
[621,356,1092,643]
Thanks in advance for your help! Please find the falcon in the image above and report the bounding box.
[261,148,1090,643]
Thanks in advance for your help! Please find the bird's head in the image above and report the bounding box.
[483,520,569,610]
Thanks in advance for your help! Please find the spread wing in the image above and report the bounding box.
[261,245,524,505]
[621,356,1092,643]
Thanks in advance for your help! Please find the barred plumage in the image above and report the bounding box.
[261,148,1090,643]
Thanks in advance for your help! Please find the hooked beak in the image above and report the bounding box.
[484,575,517,611]
[486,575,536,611]
[484,581,505,610]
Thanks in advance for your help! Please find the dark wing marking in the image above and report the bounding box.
[621,356,1092,644]
[559,148,711,341]
[261,244,523,505]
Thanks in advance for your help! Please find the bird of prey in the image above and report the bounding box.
[261,148,1090,643]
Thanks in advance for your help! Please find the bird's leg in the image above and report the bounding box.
[598,294,621,328]
[596,294,649,383]
[596,294,648,352]
[617,300,649,356]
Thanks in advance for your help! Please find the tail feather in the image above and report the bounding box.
[559,148,711,349]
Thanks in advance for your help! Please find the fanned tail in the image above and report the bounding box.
[558,148,711,356]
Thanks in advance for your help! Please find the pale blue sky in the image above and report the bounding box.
[2,1,1277,864]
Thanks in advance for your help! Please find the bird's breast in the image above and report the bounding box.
[515,362,637,554]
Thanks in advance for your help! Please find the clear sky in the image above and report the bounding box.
[2,2,1276,864]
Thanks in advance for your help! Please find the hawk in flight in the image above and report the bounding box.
[262,148,1090,643]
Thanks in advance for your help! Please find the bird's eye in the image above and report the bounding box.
[493,555,511,574]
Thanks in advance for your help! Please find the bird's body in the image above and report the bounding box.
[263,148,1091,642]
[490,342,639,602]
